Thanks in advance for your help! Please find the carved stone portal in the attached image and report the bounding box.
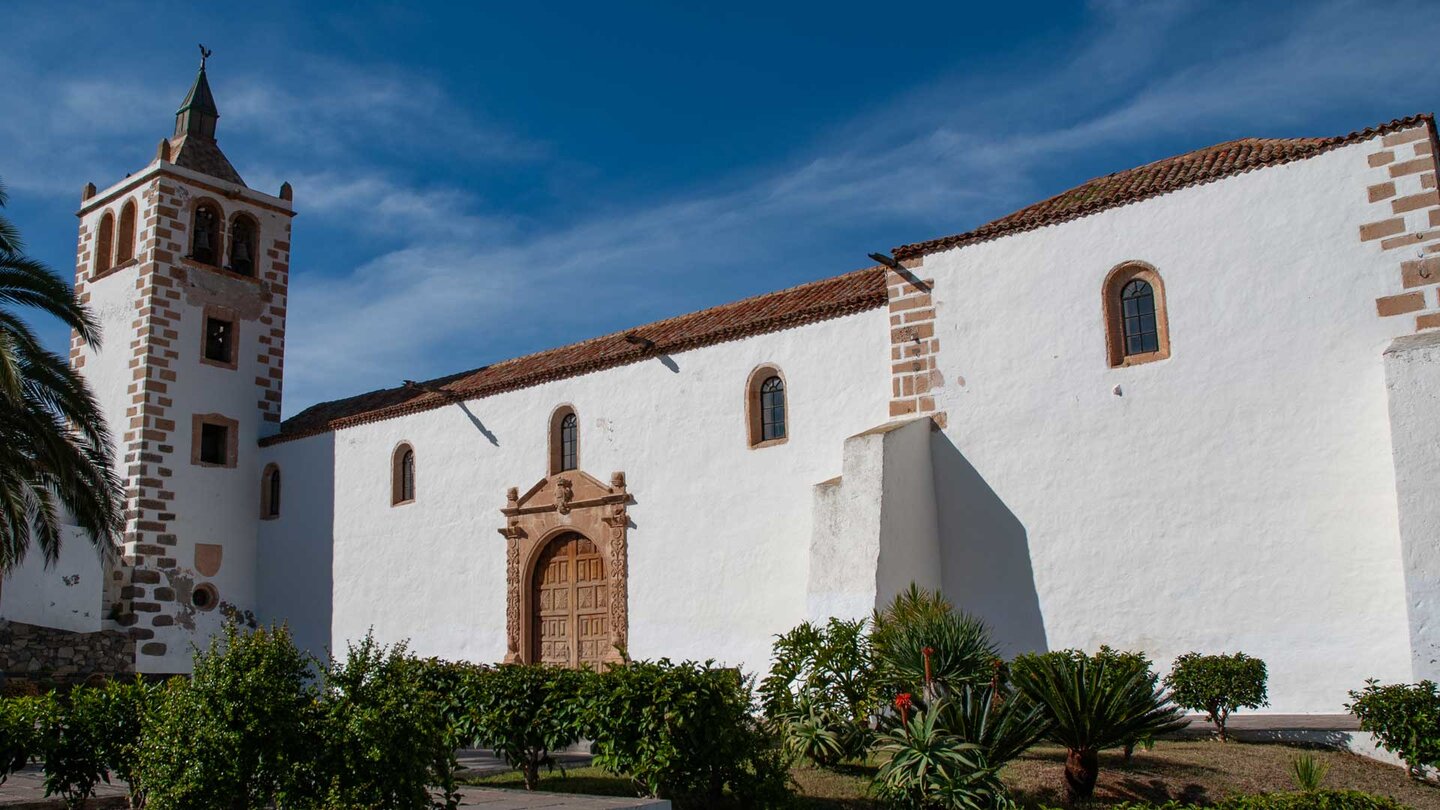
[499,470,631,665]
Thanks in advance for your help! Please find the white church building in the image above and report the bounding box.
[3,61,1439,715]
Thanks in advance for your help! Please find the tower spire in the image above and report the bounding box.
[174,44,219,139]
[165,45,245,187]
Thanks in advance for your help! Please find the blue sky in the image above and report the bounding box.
[3,0,1438,416]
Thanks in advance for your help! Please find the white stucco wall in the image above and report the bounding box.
[1382,330,1440,681]
[259,309,890,674]
[922,136,1416,712]
[0,526,105,632]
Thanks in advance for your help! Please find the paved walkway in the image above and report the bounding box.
[0,750,668,809]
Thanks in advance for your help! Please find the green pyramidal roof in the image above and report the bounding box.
[176,65,219,119]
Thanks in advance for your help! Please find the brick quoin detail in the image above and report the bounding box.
[886,257,945,428]
[1360,123,1440,331]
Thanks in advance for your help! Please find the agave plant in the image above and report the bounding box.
[1011,653,1189,803]
[872,698,1012,809]
[940,684,1050,767]
[872,585,999,697]
[777,698,848,767]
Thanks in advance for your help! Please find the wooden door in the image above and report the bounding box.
[531,533,608,667]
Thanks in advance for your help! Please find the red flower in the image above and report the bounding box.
[922,647,934,657]
[894,692,912,709]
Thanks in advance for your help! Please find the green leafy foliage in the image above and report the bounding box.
[1011,652,1189,803]
[34,686,111,809]
[0,694,44,785]
[871,586,1000,697]
[135,624,317,810]
[871,698,1012,810]
[761,618,878,764]
[1165,652,1268,742]
[1024,647,1159,760]
[579,659,792,807]
[469,664,588,790]
[937,684,1050,767]
[313,635,453,809]
[1347,678,1440,779]
[1290,753,1329,792]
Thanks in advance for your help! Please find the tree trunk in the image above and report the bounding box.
[1064,748,1099,804]
[523,759,540,790]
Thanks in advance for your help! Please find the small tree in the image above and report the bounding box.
[469,665,587,790]
[1347,679,1440,780]
[0,694,45,785]
[1165,652,1268,742]
[760,617,878,764]
[135,624,316,810]
[314,635,452,808]
[1012,653,1189,803]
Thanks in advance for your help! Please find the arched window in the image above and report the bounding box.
[1103,262,1171,367]
[392,443,416,505]
[95,212,115,274]
[191,203,222,266]
[746,365,788,447]
[228,214,258,276]
[548,406,579,474]
[261,463,281,519]
[115,200,137,265]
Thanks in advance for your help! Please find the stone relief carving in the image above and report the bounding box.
[499,469,631,664]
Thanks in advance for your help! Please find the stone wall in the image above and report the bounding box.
[0,619,134,686]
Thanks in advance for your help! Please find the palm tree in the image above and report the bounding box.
[0,179,123,576]
[1012,654,1189,804]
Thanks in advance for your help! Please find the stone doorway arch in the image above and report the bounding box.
[499,470,630,665]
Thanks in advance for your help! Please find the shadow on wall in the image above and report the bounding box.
[930,430,1048,656]
[256,432,336,660]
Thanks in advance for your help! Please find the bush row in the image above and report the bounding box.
[0,625,786,810]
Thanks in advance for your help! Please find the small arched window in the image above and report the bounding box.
[746,365,788,448]
[392,443,416,505]
[95,212,115,274]
[1103,262,1171,367]
[228,214,258,276]
[191,203,222,266]
[115,200,137,265]
[261,463,281,519]
[548,406,579,474]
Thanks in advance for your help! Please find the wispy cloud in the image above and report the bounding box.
[4,1,1438,415]
[274,0,1440,409]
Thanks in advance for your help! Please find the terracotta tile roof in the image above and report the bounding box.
[893,114,1436,261]
[168,134,246,187]
[263,265,888,445]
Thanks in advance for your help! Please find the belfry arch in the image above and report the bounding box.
[499,470,631,665]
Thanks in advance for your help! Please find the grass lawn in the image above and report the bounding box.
[463,740,1440,808]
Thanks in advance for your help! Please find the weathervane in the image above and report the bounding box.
[198,43,213,68]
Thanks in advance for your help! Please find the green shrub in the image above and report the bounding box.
[1347,678,1440,779]
[135,624,317,810]
[872,697,1010,810]
[469,664,588,790]
[313,635,453,809]
[580,659,791,807]
[34,686,111,810]
[1054,789,1412,809]
[1165,652,1268,742]
[760,617,878,764]
[871,585,999,697]
[1012,653,1188,803]
[0,694,45,785]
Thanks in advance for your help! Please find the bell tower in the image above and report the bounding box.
[72,48,295,672]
